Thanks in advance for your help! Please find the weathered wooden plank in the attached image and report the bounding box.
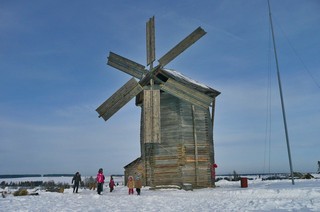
[167,78,212,104]
[154,164,179,169]
[153,169,180,175]
[161,85,207,109]
[185,158,210,162]
[158,27,206,67]
[107,52,148,79]
[155,159,179,165]
[146,16,155,66]
[160,78,212,109]
[154,155,179,160]
[96,78,143,121]
[143,90,161,143]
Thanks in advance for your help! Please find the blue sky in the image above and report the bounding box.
[1,0,319,176]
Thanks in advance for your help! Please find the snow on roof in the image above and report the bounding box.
[163,69,210,89]
[162,68,220,97]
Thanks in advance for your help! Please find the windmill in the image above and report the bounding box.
[96,17,220,188]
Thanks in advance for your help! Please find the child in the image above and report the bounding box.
[109,176,115,192]
[127,176,134,195]
[134,176,142,195]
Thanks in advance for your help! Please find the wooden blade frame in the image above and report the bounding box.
[146,16,155,66]
[158,27,206,67]
[107,52,148,79]
[160,78,213,109]
[96,78,143,121]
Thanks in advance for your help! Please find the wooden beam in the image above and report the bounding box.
[158,27,206,67]
[96,78,143,121]
[107,52,148,79]
[192,105,199,186]
[160,78,212,109]
[146,16,155,66]
[143,90,161,143]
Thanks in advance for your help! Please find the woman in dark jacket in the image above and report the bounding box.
[72,172,82,193]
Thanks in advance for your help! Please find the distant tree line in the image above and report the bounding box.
[0,180,70,190]
[1,177,97,190]
[42,174,74,177]
[0,174,76,179]
[0,174,41,179]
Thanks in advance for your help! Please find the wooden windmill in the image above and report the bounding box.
[96,17,220,188]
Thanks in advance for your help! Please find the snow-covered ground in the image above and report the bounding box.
[1,175,320,211]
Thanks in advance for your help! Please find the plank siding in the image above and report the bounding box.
[142,93,214,187]
[143,90,161,143]
[129,77,218,188]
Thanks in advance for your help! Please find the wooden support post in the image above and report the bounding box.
[192,105,199,186]
[211,98,216,163]
[211,99,216,186]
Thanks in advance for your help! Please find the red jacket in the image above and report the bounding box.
[96,173,105,183]
[109,179,115,188]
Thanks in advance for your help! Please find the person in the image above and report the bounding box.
[134,176,142,195]
[96,168,105,195]
[109,176,115,192]
[71,172,82,193]
[127,176,134,195]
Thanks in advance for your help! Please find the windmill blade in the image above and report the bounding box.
[96,78,143,121]
[146,16,155,66]
[158,27,206,67]
[107,52,148,79]
[160,78,213,109]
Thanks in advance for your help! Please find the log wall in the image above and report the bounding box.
[141,92,215,188]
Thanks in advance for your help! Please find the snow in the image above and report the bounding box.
[164,69,212,90]
[1,175,320,211]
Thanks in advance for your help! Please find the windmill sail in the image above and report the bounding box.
[96,78,143,121]
[107,52,148,79]
[160,78,213,109]
[146,16,155,66]
[158,27,206,67]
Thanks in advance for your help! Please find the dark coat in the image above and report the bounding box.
[72,173,82,185]
[135,179,142,189]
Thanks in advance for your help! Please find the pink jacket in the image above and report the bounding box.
[109,179,115,188]
[97,173,105,183]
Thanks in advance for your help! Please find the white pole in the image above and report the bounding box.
[267,0,295,185]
